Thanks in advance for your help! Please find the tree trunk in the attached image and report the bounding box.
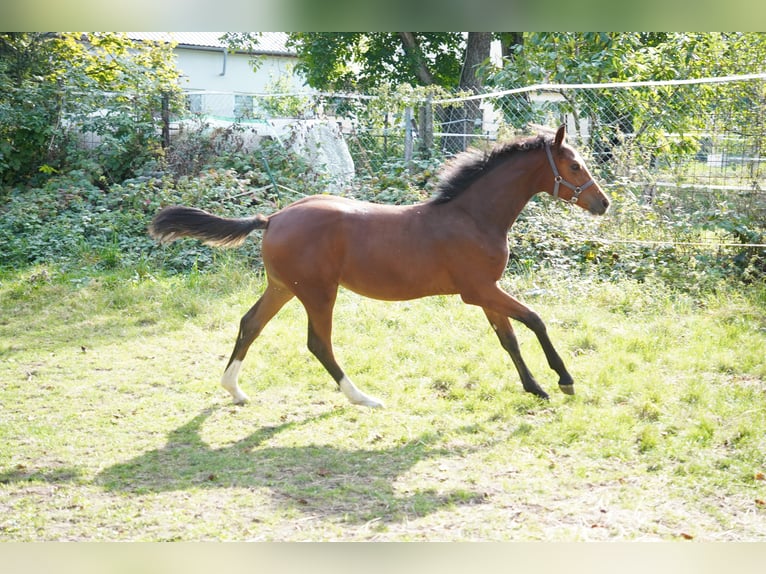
[459,32,492,92]
[498,32,524,61]
[442,32,492,154]
[398,32,435,86]
[496,33,530,132]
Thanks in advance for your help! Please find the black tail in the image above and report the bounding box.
[148,206,269,248]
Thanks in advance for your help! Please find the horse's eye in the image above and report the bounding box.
[571,163,581,171]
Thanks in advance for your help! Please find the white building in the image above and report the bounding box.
[127,32,300,92]
[127,32,352,189]
[127,32,307,118]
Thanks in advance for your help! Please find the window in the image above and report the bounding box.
[187,93,203,114]
[234,95,254,120]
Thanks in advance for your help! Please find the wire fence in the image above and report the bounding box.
[173,75,766,268]
[179,76,766,199]
[426,74,766,267]
[431,74,766,220]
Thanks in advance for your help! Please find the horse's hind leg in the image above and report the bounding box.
[299,288,384,408]
[484,309,550,400]
[464,283,574,397]
[221,282,294,404]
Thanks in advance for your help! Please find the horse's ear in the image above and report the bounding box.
[553,124,566,147]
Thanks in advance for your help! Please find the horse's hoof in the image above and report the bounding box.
[356,396,385,409]
[559,384,575,395]
[232,394,251,405]
[339,377,384,409]
[524,387,549,400]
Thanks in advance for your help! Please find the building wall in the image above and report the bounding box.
[174,48,303,94]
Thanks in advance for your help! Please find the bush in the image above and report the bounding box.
[2,108,763,292]
[0,33,181,187]
[506,188,765,291]
[351,156,438,205]
[0,139,336,273]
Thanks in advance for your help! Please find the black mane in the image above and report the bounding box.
[430,131,554,205]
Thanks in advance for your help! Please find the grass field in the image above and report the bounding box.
[1,263,765,541]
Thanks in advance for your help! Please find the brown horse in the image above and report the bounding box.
[149,125,609,407]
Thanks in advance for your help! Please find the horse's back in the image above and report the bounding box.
[261,195,456,299]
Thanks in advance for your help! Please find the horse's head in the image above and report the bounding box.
[545,125,610,215]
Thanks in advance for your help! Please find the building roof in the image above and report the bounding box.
[125,32,295,56]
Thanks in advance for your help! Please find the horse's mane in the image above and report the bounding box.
[430,129,555,205]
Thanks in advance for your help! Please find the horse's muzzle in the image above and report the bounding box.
[587,194,610,215]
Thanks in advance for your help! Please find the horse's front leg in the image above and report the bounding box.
[463,283,574,396]
[519,309,574,395]
[483,309,549,399]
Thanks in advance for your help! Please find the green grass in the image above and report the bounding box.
[1,263,765,541]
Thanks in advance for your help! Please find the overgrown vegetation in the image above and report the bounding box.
[0,33,181,188]
[1,139,763,290]
[0,139,335,272]
[2,32,763,288]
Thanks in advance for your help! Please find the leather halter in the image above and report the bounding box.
[544,142,594,204]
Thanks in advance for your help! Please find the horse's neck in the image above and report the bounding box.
[450,154,542,234]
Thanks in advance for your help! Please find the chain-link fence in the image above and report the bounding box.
[431,74,766,221]
[178,76,766,212]
[173,75,766,275]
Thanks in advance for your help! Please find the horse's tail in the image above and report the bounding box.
[148,205,269,248]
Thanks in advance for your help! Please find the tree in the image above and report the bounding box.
[444,32,492,152]
[224,32,493,153]
[486,33,766,168]
[0,32,181,187]
[223,32,493,97]
[282,33,471,92]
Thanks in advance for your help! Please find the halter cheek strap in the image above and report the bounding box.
[544,142,594,204]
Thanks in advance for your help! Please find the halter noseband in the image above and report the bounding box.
[544,142,594,204]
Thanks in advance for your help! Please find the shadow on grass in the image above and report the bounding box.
[0,466,84,485]
[94,406,488,524]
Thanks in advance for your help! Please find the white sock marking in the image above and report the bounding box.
[339,376,384,408]
[221,360,249,404]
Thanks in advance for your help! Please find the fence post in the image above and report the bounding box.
[161,92,171,149]
[404,106,414,168]
[418,96,433,158]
